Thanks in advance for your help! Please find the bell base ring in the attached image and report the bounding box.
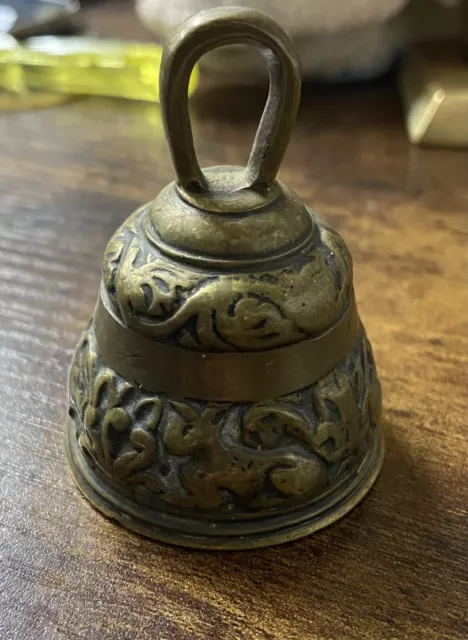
[65,415,384,550]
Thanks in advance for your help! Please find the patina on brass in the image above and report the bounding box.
[65,6,383,550]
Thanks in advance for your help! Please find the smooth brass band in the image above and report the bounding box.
[94,294,360,402]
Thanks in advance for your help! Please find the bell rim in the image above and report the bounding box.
[64,415,384,550]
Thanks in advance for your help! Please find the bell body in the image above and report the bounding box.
[66,176,383,549]
[65,7,383,549]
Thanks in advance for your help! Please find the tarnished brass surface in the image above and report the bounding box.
[94,287,360,402]
[65,6,383,549]
[66,324,382,548]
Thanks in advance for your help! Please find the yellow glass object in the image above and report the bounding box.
[0,36,74,111]
[0,37,199,103]
[0,35,25,93]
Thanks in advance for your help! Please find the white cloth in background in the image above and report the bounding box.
[136,0,461,80]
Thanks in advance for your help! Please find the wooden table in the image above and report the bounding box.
[1,3,467,639]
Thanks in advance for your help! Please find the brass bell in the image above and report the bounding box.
[65,7,383,549]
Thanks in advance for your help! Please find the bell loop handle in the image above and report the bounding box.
[160,7,302,197]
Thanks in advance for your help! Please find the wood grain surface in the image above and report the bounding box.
[1,2,467,639]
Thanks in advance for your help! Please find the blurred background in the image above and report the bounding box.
[0,5,467,640]
[1,0,467,146]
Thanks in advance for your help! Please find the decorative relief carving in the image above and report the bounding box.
[68,324,381,513]
[102,208,353,351]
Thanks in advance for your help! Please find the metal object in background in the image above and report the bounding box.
[65,7,383,550]
[0,0,82,111]
[4,0,83,38]
[399,0,468,147]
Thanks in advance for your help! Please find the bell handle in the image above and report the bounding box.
[160,6,301,196]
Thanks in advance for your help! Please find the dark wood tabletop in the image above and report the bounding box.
[1,2,467,639]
